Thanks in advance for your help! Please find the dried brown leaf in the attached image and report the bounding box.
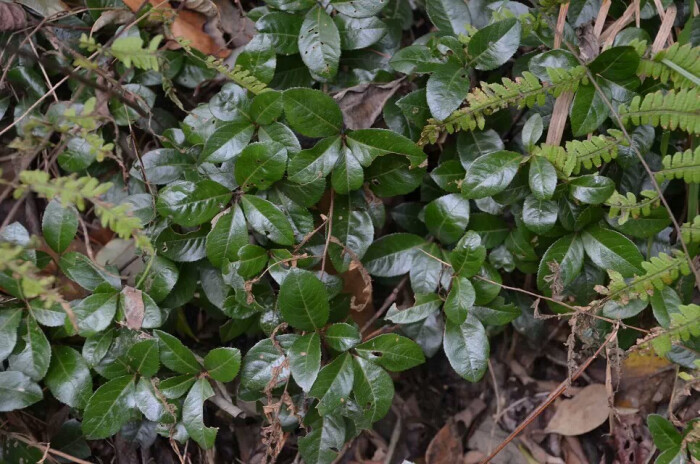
[546,384,610,436]
[0,3,28,31]
[334,79,403,130]
[426,420,463,464]
[122,286,145,330]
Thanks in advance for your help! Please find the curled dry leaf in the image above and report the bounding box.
[334,79,403,130]
[426,420,463,464]
[122,286,145,330]
[0,3,28,31]
[91,9,135,33]
[121,0,230,57]
[546,383,610,436]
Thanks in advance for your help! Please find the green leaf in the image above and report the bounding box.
[331,145,364,194]
[236,244,268,278]
[537,233,584,291]
[389,45,445,74]
[59,252,120,291]
[298,413,345,464]
[257,12,303,55]
[82,375,135,439]
[522,113,543,149]
[444,277,475,324]
[9,316,51,381]
[347,128,426,168]
[335,15,387,50]
[430,160,465,193]
[160,374,197,399]
[206,204,249,269]
[647,414,682,451]
[522,195,558,235]
[444,314,489,382]
[330,0,386,17]
[468,19,521,71]
[366,156,425,197]
[449,231,487,278]
[157,226,209,262]
[529,156,557,200]
[581,225,643,277]
[589,46,640,81]
[235,142,288,191]
[260,122,302,155]
[288,136,341,184]
[132,148,195,184]
[126,339,160,377]
[0,308,22,362]
[137,256,179,303]
[135,377,169,422]
[42,199,79,253]
[309,352,354,414]
[279,270,330,330]
[410,243,443,293]
[424,194,470,244]
[156,180,232,227]
[251,90,284,124]
[426,0,471,35]
[427,61,470,121]
[183,378,218,449]
[240,334,297,392]
[236,35,276,85]
[0,371,42,412]
[72,291,119,337]
[299,6,341,81]
[458,130,504,170]
[283,87,342,137]
[570,84,610,137]
[649,287,681,328]
[462,151,523,199]
[569,175,615,205]
[352,357,394,424]
[363,233,425,277]
[355,334,425,371]
[203,347,241,383]
[471,297,521,325]
[200,122,256,164]
[324,323,362,351]
[240,194,295,246]
[46,346,92,409]
[82,329,114,368]
[386,294,441,324]
[329,194,374,270]
[289,332,321,391]
[154,329,202,375]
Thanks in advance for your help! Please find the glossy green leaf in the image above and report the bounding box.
[299,6,341,81]
[257,12,304,55]
[279,270,329,330]
[352,356,394,424]
[386,294,441,324]
[72,291,119,337]
[347,128,426,168]
[324,323,362,351]
[427,61,470,120]
[0,308,21,362]
[240,194,295,246]
[42,199,78,254]
[581,225,644,277]
[0,371,42,412]
[536,233,584,291]
[426,0,471,35]
[160,374,197,399]
[363,233,425,277]
[335,15,387,50]
[9,316,51,381]
[46,346,92,409]
[569,175,615,205]
[462,151,523,199]
[126,339,160,377]
[589,46,640,81]
[204,347,241,383]
[355,334,425,371]
[157,180,232,227]
[529,155,557,200]
[424,194,470,244]
[647,414,682,451]
[156,226,209,262]
[570,84,609,137]
[309,352,354,414]
[200,122,255,164]
[331,0,386,17]
[288,136,341,184]
[289,332,321,391]
[522,195,558,234]
[183,378,218,449]
[366,156,425,197]
[82,375,135,439]
[331,145,364,194]
[205,204,249,269]
[240,334,298,392]
[450,231,487,278]
[59,252,120,291]
[251,90,284,124]
[154,330,201,374]
[468,19,521,71]
[444,277,475,324]
[444,313,488,382]
[235,142,287,191]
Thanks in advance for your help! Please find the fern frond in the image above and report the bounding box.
[618,88,700,134]
[533,144,575,177]
[110,35,163,71]
[606,190,661,224]
[649,303,700,356]
[420,67,587,144]
[14,171,112,210]
[680,215,700,244]
[601,250,692,302]
[565,130,626,174]
[654,146,700,183]
[638,43,700,89]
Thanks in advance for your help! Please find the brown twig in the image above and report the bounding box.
[361,274,410,336]
[481,325,619,463]
[2,432,93,464]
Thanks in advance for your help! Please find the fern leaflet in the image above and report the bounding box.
[650,304,700,356]
[638,42,700,89]
[420,66,587,144]
[565,129,626,174]
[606,190,661,224]
[680,215,700,244]
[618,88,700,134]
[533,144,575,177]
[600,250,692,302]
[110,35,163,71]
[654,146,700,183]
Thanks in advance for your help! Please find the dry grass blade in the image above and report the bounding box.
[651,4,677,55]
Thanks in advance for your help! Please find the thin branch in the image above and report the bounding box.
[361,274,410,336]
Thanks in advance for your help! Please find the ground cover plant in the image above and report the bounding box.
[0,0,698,462]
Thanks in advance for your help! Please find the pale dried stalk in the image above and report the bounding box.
[651,4,677,55]
[593,0,612,38]
[599,2,636,47]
